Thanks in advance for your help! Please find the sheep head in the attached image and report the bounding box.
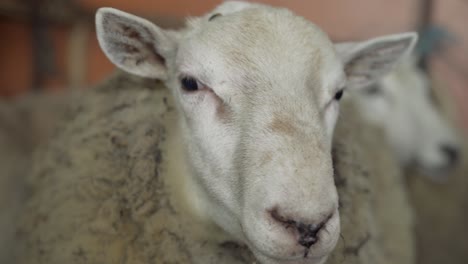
[96,2,417,263]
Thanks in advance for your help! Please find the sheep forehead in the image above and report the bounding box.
[178,7,341,98]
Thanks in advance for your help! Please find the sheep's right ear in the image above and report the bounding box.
[96,8,176,79]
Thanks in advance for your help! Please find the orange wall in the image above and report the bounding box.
[0,20,115,97]
[79,0,419,40]
[1,0,467,131]
[1,0,467,129]
[0,0,421,97]
[0,21,33,96]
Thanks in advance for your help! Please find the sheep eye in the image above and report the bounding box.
[334,89,344,101]
[364,84,382,95]
[181,77,199,92]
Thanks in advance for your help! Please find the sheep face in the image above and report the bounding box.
[96,2,417,263]
[350,59,460,181]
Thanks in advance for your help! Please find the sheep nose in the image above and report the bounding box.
[296,221,328,248]
[440,144,460,166]
[270,209,333,249]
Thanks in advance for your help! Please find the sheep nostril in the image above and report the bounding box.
[297,223,319,248]
[296,215,331,248]
[440,144,460,166]
[269,209,333,249]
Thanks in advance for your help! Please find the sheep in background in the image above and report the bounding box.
[342,45,467,264]
[346,56,460,181]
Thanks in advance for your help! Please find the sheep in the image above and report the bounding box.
[12,1,417,264]
[0,93,75,264]
[337,42,467,263]
[345,56,460,181]
[342,50,467,263]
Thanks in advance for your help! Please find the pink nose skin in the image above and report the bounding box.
[270,208,333,254]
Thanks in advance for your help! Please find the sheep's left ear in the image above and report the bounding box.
[96,8,176,79]
[335,32,418,89]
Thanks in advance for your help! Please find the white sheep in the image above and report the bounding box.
[345,57,460,181]
[13,2,417,264]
